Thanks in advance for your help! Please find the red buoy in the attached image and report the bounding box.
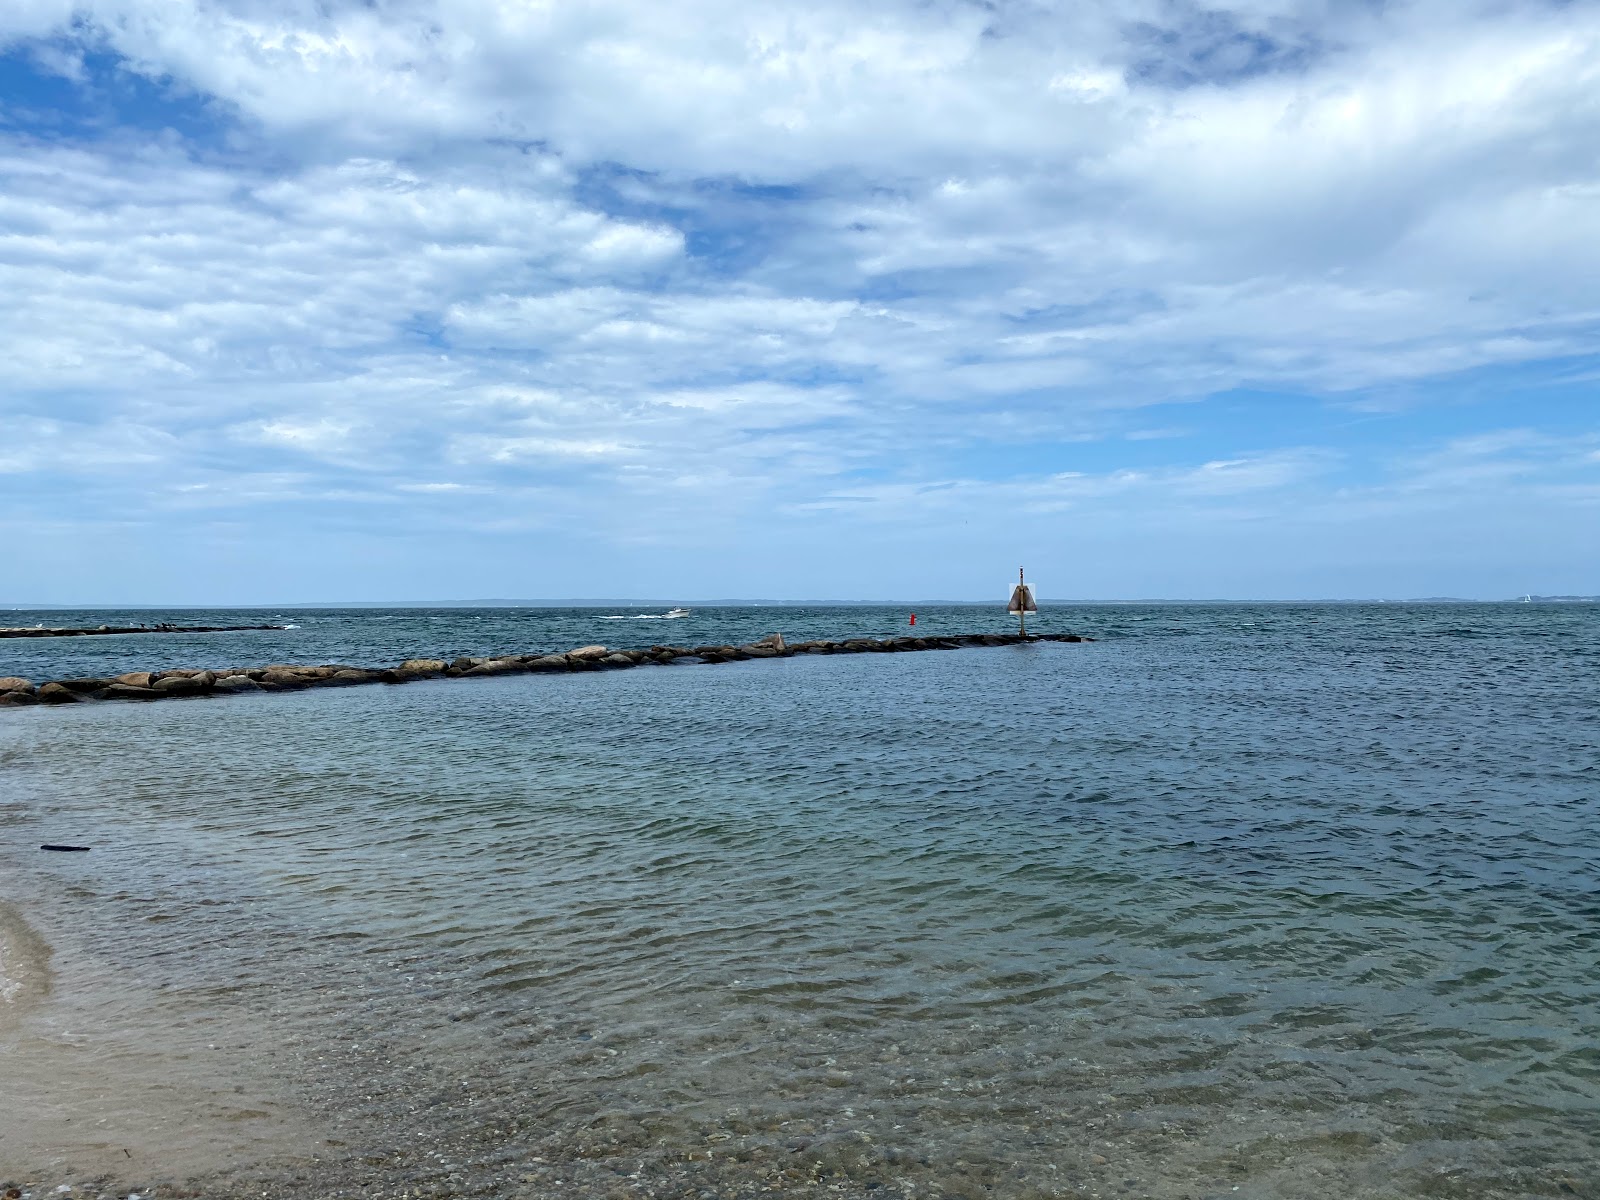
[909,613,917,626]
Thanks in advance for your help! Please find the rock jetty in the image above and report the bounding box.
[0,632,1091,708]
[0,622,287,639]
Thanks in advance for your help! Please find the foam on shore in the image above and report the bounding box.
[0,899,52,1021]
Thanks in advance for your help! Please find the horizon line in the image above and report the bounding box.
[5,596,1596,609]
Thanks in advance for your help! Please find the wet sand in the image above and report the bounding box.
[0,900,322,1193]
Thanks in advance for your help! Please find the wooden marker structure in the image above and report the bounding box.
[1008,566,1038,637]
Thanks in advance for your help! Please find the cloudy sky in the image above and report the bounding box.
[2,0,1597,603]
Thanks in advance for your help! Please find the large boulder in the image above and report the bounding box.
[0,690,40,705]
[0,676,35,693]
[464,658,525,676]
[214,674,263,692]
[566,645,609,662]
[58,678,112,693]
[523,655,571,671]
[37,682,80,704]
[397,658,448,674]
[749,633,787,653]
[327,669,381,685]
[114,671,156,687]
[601,653,636,667]
[101,683,162,701]
[260,668,311,689]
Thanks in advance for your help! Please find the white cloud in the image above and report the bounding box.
[0,1,1596,597]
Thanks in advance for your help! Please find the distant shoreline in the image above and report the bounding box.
[1,623,287,640]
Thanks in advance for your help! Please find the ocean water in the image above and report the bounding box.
[1,604,1597,1199]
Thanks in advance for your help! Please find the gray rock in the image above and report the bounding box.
[101,683,163,701]
[114,671,156,687]
[214,674,263,692]
[524,655,571,671]
[398,658,448,674]
[464,658,525,676]
[566,645,609,661]
[601,653,635,667]
[37,682,80,703]
[0,676,35,692]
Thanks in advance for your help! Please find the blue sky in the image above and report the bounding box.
[1,0,1597,603]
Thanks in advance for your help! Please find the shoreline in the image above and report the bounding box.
[0,631,1090,708]
[0,900,52,1022]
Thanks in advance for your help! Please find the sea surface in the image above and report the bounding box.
[1,604,1597,1199]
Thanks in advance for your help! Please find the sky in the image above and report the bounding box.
[1,0,1597,604]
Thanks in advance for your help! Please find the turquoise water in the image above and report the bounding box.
[1,604,1597,1198]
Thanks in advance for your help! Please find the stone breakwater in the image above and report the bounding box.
[0,622,286,639]
[0,631,1091,707]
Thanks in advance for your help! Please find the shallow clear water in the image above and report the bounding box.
[1,604,1597,1198]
